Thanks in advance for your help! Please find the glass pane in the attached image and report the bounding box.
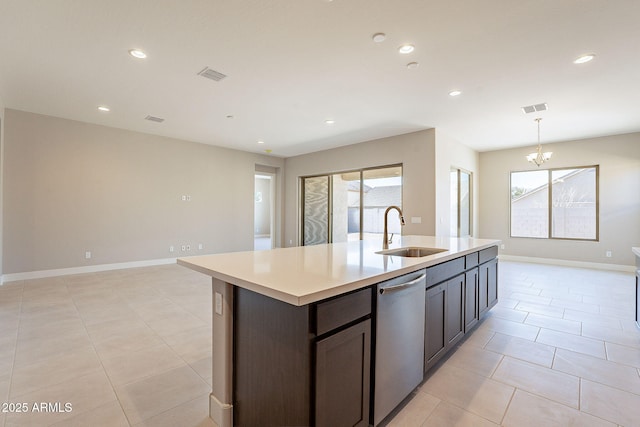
[459,171,471,236]
[510,170,549,238]
[303,176,329,245]
[450,170,459,236]
[551,168,597,239]
[332,172,360,243]
[362,166,403,241]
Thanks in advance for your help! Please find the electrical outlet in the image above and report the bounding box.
[501,244,505,250]
[85,251,91,259]
[181,195,186,201]
[186,244,191,251]
[169,245,174,253]
[181,245,186,251]
[606,250,612,258]
[198,243,203,250]
[186,195,191,201]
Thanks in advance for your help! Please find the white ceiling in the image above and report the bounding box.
[1,0,639,157]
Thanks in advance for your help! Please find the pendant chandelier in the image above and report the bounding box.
[526,117,552,167]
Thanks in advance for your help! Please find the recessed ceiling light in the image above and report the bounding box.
[325,119,335,125]
[97,105,110,112]
[449,90,462,97]
[573,53,595,64]
[398,44,414,54]
[257,140,265,144]
[406,62,419,69]
[226,115,234,119]
[129,49,147,59]
[372,33,386,43]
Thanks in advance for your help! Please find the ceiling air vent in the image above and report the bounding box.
[521,103,548,114]
[145,115,165,123]
[198,67,227,82]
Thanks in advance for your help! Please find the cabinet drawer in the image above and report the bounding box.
[479,246,498,264]
[316,288,372,336]
[465,252,479,269]
[426,257,465,287]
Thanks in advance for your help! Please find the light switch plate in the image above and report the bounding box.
[411,217,422,224]
[215,292,223,315]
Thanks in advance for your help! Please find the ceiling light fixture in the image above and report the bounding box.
[325,119,335,125]
[398,44,414,54]
[574,53,595,64]
[97,105,110,112]
[372,33,386,43]
[129,49,147,59]
[449,90,461,97]
[526,118,552,167]
[406,62,419,69]
[257,140,265,144]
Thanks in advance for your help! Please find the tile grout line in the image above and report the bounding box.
[65,276,135,427]
[3,282,25,427]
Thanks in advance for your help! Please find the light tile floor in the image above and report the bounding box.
[388,261,640,427]
[0,261,638,426]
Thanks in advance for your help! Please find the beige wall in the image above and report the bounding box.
[479,132,640,266]
[283,130,436,246]
[435,131,480,237]
[2,109,284,274]
[0,101,5,277]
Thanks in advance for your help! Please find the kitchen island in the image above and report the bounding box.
[178,235,500,427]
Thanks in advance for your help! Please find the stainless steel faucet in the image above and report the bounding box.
[383,206,405,249]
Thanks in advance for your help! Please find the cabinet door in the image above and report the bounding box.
[425,283,446,371]
[315,319,371,427]
[464,268,479,332]
[446,274,465,347]
[479,258,498,318]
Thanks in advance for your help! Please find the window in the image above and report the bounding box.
[510,166,598,240]
[301,165,402,245]
[450,168,472,237]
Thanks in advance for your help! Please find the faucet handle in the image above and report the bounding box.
[388,233,394,244]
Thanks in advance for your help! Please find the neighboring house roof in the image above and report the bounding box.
[511,168,587,203]
[347,181,372,192]
[361,185,402,207]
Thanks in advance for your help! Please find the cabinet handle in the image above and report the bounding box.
[379,274,426,295]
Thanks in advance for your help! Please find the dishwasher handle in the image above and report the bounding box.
[379,273,426,295]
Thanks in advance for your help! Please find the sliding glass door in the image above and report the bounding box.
[301,165,402,245]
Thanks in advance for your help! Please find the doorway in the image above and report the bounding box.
[254,173,275,250]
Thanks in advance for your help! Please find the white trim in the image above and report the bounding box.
[1,258,177,284]
[499,254,635,273]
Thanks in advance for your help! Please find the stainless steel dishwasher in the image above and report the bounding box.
[374,269,426,426]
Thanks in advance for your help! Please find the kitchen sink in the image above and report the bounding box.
[376,247,447,257]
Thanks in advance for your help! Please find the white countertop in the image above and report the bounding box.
[178,235,500,306]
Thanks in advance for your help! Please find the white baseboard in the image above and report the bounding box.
[1,258,177,284]
[499,254,636,273]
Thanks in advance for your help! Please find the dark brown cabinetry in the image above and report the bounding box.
[233,286,372,427]
[464,268,479,332]
[424,273,465,371]
[479,257,498,317]
[424,246,498,373]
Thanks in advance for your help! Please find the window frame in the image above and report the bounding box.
[509,165,599,241]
